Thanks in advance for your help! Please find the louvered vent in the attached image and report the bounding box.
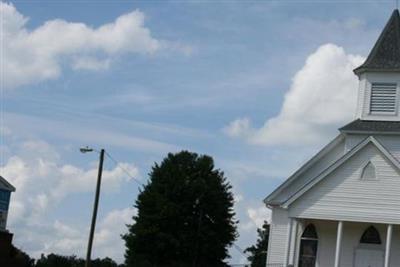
[370,83,398,113]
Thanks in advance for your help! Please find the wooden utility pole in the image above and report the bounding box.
[85,149,105,267]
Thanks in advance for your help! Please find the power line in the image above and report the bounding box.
[233,243,249,258]
[104,151,144,187]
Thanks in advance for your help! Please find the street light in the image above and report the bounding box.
[80,147,105,267]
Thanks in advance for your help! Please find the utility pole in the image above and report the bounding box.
[85,148,105,267]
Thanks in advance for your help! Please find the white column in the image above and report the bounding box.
[384,224,393,267]
[334,221,344,267]
[290,219,299,266]
[285,218,294,267]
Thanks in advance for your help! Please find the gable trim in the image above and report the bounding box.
[0,176,16,192]
[282,136,400,208]
[264,134,345,205]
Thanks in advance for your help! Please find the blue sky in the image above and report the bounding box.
[0,0,396,264]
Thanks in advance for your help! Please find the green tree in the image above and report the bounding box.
[245,221,269,267]
[35,254,84,267]
[123,151,237,267]
[8,245,35,267]
[34,254,122,267]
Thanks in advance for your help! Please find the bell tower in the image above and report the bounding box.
[354,9,400,121]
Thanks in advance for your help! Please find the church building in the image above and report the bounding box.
[0,175,14,232]
[265,10,400,267]
[0,175,16,264]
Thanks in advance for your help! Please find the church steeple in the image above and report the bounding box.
[354,9,400,75]
[354,10,400,122]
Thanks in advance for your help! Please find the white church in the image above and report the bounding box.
[265,9,400,267]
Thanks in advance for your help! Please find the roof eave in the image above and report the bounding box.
[341,130,400,135]
[263,134,345,205]
[0,176,16,192]
[353,67,400,76]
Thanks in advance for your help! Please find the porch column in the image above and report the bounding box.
[285,218,294,267]
[290,219,299,266]
[334,221,343,267]
[384,224,393,267]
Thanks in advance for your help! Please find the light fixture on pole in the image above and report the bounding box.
[80,146,105,267]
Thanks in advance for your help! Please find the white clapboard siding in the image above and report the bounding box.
[288,143,400,224]
[267,208,290,266]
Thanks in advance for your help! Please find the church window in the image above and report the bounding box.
[360,226,382,244]
[370,83,397,114]
[361,162,376,180]
[298,224,318,267]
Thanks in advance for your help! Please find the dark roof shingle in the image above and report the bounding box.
[354,9,400,74]
[340,119,400,133]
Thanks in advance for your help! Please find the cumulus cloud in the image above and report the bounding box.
[224,44,365,146]
[240,205,271,232]
[0,140,138,224]
[1,2,189,89]
[0,139,138,262]
[72,57,111,71]
[223,118,252,138]
[15,207,136,262]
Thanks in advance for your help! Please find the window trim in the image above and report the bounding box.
[360,161,378,181]
[360,226,382,245]
[298,224,319,267]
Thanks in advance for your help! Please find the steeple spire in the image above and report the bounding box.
[354,9,400,75]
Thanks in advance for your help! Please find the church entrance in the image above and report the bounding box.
[354,248,384,267]
[354,226,384,267]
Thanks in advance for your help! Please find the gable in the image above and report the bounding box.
[264,134,346,205]
[288,142,400,224]
[282,136,400,207]
[346,134,400,161]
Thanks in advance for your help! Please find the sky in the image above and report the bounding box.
[0,0,397,264]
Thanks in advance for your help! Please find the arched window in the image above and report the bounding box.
[360,226,382,244]
[361,162,376,180]
[298,224,318,267]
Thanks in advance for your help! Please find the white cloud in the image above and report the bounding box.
[0,139,138,262]
[241,206,271,232]
[49,207,135,261]
[1,2,188,89]
[72,57,111,71]
[14,207,136,263]
[0,140,138,224]
[225,44,365,146]
[247,206,271,227]
[223,118,252,138]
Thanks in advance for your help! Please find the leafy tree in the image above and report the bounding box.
[35,254,84,267]
[123,151,237,267]
[245,221,269,267]
[35,254,122,267]
[9,245,35,267]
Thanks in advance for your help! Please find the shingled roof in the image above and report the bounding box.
[354,9,400,75]
[340,119,400,133]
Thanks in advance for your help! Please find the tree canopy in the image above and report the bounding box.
[34,254,122,267]
[245,221,269,267]
[123,151,237,267]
